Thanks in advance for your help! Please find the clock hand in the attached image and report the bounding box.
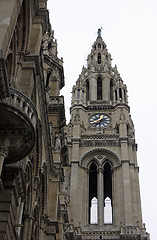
[91,115,103,124]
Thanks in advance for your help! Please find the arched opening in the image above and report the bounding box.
[110,80,113,100]
[97,77,102,100]
[115,89,118,100]
[89,162,97,224]
[119,88,122,99]
[124,88,126,100]
[103,162,112,224]
[77,89,80,100]
[73,90,76,101]
[82,90,84,102]
[86,80,89,101]
[6,53,13,84]
[97,53,101,64]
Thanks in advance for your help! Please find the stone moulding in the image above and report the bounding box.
[80,148,121,168]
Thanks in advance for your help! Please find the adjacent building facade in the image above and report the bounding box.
[0,1,150,240]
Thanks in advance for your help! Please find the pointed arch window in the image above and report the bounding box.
[110,80,113,100]
[103,163,112,224]
[86,80,89,101]
[119,88,122,99]
[77,89,80,100]
[124,89,126,100]
[89,162,97,224]
[73,91,76,101]
[97,77,102,100]
[97,53,101,64]
[82,90,84,102]
[115,89,118,100]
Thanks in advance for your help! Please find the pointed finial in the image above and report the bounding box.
[97,27,103,37]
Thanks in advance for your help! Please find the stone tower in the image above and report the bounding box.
[64,29,150,240]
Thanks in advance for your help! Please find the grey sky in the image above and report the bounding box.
[48,1,157,239]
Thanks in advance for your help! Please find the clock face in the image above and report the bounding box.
[89,114,111,128]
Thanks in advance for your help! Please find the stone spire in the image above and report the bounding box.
[71,31,128,106]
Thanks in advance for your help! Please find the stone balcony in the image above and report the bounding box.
[0,87,37,163]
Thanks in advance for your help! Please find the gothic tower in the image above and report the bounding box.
[64,30,150,240]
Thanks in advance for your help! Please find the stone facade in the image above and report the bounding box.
[0,1,150,240]
[0,1,68,239]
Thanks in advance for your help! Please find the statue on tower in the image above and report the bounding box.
[97,28,102,37]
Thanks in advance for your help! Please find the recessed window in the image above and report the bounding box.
[89,162,97,224]
[98,53,101,64]
[97,77,102,100]
[115,89,118,100]
[73,91,76,101]
[104,163,112,224]
[77,89,80,100]
[86,80,89,101]
[82,90,84,102]
[119,88,122,99]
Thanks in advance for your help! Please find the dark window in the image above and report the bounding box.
[82,90,84,101]
[110,80,113,100]
[124,89,126,100]
[115,89,117,100]
[77,89,80,100]
[103,162,112,224]
[89,162,97,224]
[119,88,122,99]
[97,77,102,100]
[86,80,89,101]
[73,91,76,101]
[98,53,101,64]
[98,43,101,48]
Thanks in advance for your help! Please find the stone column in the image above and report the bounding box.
[85,169,89,225]
[97,167,104,225]
[22,215,33,240]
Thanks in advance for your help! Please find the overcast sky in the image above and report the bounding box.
[47,1,157,239]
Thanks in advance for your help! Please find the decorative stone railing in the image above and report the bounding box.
[49,96,64,105]
[64,224,81,235]
[2,87,37,128]
[120,226,142,239]
[0,87,38,163]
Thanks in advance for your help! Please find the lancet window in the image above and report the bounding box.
[89,162,97,224]
[97,76,102,100]
[86,80,89,101]
[97,53,101,64]
[88,161,113,225]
